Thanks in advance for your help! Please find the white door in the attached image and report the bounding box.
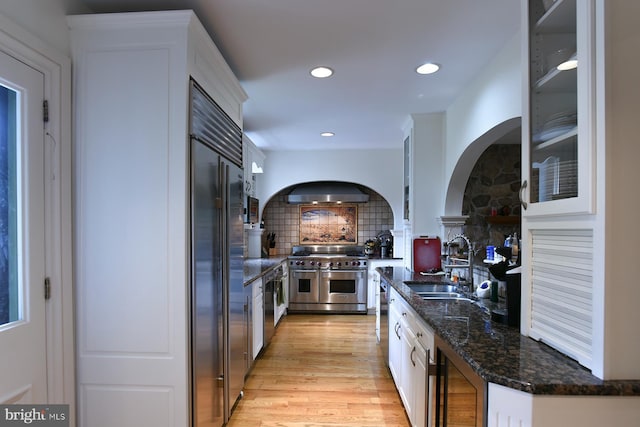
[0,49,46,404]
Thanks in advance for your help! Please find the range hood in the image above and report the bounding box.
[286,182,370,204]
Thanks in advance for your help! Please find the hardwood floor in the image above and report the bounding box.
[227,313,410,427]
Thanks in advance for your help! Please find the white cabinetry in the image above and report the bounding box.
[252,278,264,359]
[488,382,640,427]
[369,259,403,316]
[522,0,594,216]
[521,0,640,379]
[521,0,596,371]
[487,383,532,427]
[389,287,434,427]
[68,11,246,427]
[243,135,265,198]
[388,292,403,384]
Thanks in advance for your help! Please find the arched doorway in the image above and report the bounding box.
[442,118,522,282]
[257,182,395,257]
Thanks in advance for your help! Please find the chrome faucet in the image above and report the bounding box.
[443,234,473,288]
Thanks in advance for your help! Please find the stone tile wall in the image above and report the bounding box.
[462,144,522,275]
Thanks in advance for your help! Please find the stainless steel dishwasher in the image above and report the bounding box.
[379,277,389,366]
[263,265,283,348]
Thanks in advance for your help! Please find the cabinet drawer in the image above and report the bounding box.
[252,277,263,299]
[413,319,435,362]
[390,287,435,361]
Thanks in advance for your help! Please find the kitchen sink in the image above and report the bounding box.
[403,282,474,302]
[402,283,459,293]
[418,293,474,302]
[416,291,465,298]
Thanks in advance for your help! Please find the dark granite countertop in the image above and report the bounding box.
[378,266,640,396]
[243,257,287,285]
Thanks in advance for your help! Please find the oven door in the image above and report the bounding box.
[289,269,319,303]
[319,269,367,305]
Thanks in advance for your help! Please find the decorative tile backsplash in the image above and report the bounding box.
[258,188,394,256]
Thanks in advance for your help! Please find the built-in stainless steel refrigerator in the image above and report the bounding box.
[190,80,245,427]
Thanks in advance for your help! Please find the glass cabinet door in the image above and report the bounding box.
[523,0,594,215]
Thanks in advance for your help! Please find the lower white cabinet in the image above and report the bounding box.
[252,278,264,359]
[389,287,434,427]
[388,294,403,384]
[488,382,640,427]
[368,259,403,311]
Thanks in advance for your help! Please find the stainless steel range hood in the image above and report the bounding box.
[286,182,369,204]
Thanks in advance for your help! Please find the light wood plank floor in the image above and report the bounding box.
[227,313,410,427]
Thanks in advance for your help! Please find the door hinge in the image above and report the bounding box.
[44,277,51,300]
[43,100,49,123]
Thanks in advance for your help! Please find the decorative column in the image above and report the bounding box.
[438,215,469,243]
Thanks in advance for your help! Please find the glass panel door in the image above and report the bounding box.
[528,0,578,204]
[0,84,19,327]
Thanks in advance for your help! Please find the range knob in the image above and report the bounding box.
[310,261,315,266]
[317,261,322,267]
[352,261,360,266]
[336,262,342,267]
[329,262,334,267]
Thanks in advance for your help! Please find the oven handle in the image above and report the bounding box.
[319,269,367,274]
[291,269,319,275]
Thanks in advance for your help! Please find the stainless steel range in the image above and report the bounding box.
[288,245,368,313]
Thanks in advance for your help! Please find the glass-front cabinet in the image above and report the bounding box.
[522,0,594,216]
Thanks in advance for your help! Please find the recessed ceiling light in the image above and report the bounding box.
[557,59,578,71]
[320,132,335,137]
[416,62,440,75]
[310,66,334,78]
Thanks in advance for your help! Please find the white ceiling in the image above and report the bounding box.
[76,0,521,151]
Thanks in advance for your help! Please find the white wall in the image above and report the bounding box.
[0,0,92,56]
[258,148,403,226]
[443,33,522,213]
[409,112,446,236]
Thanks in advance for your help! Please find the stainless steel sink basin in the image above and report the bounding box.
[420,294,475,302]
[403,283,458,293]
[403,282,474,302]
[416,291,465,298]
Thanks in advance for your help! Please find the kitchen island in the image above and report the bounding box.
[378,266,640,426]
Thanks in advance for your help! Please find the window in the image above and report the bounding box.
[0,84,20,326]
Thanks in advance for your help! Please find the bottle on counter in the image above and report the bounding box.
[511,232,519,264]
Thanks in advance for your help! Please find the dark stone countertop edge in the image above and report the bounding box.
[377,266,640,396]
[243,257,287,285]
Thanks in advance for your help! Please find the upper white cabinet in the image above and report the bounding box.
[520,1,640,380]
[68,11,246,426]
[243,134,265,198]
[521,0,594,217]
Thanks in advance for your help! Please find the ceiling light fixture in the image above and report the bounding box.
[310,66,334,78]
[320,132,335,137]
[416,62,440,75]
[557,59,578,71]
